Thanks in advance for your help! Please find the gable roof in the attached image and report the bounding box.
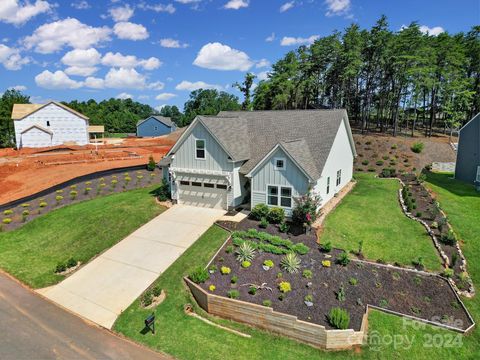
[12,102,89,121]
[137,115,174,128]
[459,113,480,133]
[20,124,53,135]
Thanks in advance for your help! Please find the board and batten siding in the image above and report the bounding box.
[455,113,480,184]
[313,120,354,206]
[250,147,309,215]
[14,103,88,148]
[136,117,174,137]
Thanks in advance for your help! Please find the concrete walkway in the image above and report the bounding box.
[38,205,225,329]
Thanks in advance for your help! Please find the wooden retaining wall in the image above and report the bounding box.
[185,277,366,350]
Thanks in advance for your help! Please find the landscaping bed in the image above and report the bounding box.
[194,218,473,333]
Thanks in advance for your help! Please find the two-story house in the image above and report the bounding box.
[158,110,357,215]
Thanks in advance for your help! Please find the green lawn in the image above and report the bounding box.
[114,174,480,359]
[0,186,165,288]
[320,173,442,271]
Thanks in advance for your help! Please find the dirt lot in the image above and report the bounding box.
[0,130,182,205]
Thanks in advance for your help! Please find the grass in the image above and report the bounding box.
[320,173,442,271]
[105,132,129,138]
[114,173,480,359]
[0,186,165,288]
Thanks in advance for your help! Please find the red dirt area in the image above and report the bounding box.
[0,130,183,205]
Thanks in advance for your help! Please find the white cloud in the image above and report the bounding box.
[224,0,248,10]
[156,93,177,101]
[139,3,176,14]
[256,71,269,81]
[159,38,189,48]
[155,105,166,112]
[148,81,165,90]
[0,44,29,70]
[114,22,149,40]
[138,94,150,100]
[256,59,270,68]
[101,51,162,70]
[419,25,444,36]
[71,1,90,10]
[24,18,111,53]
[280,1,294,12]
[65,66,98,76]
[109,4,134,22]
[175,80,222,91]
[35,70,83,89]
[84,76,104,88]
[104,67,147,89]
[8,85,27,91]
[193,42,253,71]
[280,35,319,46]
[175,0,201,3]
[61,48,101,67]
[265,32,275,42]
[116,92,133,99]
[325,0,350,16]
[0,0,51,26]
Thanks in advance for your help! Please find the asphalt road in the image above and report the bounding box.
[0,271,170,360]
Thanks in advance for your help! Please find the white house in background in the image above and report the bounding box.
[11,102,90,148]
[158,110,357,214]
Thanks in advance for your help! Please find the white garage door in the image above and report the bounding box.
[178,180,228,209]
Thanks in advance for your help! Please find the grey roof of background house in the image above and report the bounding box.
[213,110,353,180]
[137,115,174,128]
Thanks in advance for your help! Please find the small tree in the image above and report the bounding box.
[147,156,156,171]
[291,190,322,226]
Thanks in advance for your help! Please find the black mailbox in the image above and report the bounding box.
[144,313,155,334]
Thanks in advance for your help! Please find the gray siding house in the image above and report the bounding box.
[159,110,356,214]
[136,116,176,137]
[455,113,480,186]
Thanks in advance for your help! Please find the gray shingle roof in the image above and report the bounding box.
[137,116,174,128]
[213,110,352,180]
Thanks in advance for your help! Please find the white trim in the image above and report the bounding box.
[195,138,206,160]
[265,184,293,209]
[273,157,286,170]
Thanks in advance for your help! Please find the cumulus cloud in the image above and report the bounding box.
[24,18,111,53]
[175,0,201,3]
[280,1,294,12]
[61,48,101,67]
[159,38,189,48]
[175,80,222,91]
[224,0,248,10]
[325,0,350,17]
[116,92,133,99]
[35,70,83,89]
[109,4,134,22]
[101,51,162,70]
[193,42,253,71]
[8,85,27,91]
[256,71,269,81]
[419,25,444,36]
[114,22,149,40]
[0,0,52,26]
[156,93,177,101]
[139,3,176,14]
[148,81,165,90]
[84,76,104,88]
[65,66,98,76]
[0,44,30,70]
[265,33,275,42]
[256,59,270,68]
[280,35,319,46]
[71,1,90,10]
[104,67,147,89]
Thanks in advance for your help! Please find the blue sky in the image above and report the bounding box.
[0,0,479,111]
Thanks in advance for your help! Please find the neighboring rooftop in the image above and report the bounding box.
[137,116,174,128]
[11,102,89,121]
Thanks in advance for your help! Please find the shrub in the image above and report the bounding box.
[147,155,156,171]
[376,160,384,166]
[412,256,425,269]
[84,187,92,195]
[262,299,272,307]
[304,294,314,303]
[55,262,67,273]
[451,253,458,267]
[259,217,269,228]
[278,221,289,233]
[292,190,321,225]
[2,218,12,224]
[21,203,30,208]
[56,190,63,194]
[263,259,274,268]
[391,144,397,149]
[321,241,332,252]
[231,275,238,284]
[416,212,422,218]
[227,290,240,299]
[328,308,350,329]
[380,168,396,178]
[431,221,438,229]
[236,242,256,262]
[3,209,13,216]
[302,269,313,279]
[85,181,92,186]
[292,243,310,255]
[152,285,162,297]
[267,207,285,224]
[250,203,269,220]
[55,195,63,204]
[225,245,234,254]
[39,201,48,208]
[280,253,301,273]
[336,284,346,302]
[220,266,231,275]
[70,190,78,199]
[379,299,389,308]
[248,286,257,295]
[322,260,331,267]
[70,185,77,190]
[278,281,291,293]
[124,176,132,183]
[411,142,424,153]
[362,160,369,166]
[208,285,216,292]
[111,179,118,187]
[368,167,376,172]
[22,210,29,216]
[336,252,350,266]
[141,291,153,307]
[443,268,454,278]
[241,261,251,268]
[441,229,457,245]
[66,258,77,268]
[349,277,358,286]
[189,267,210,284]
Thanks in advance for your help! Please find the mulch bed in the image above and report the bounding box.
[0,168,162,232]
[201,218,473,332]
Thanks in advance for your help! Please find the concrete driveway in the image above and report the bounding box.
[38,205,225,329]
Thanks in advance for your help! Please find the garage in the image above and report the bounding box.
[20,125,52,148]
[177,175,229,209]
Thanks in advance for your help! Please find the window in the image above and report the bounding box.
[267,186,278,206]
[46,121,50,127]
[191,182,202,187]
[168,172,172,183]
[217,184,227,190]
[280,187,292,207]
[204,183,214,188]
[326,177,330,194]
[274,157,285,170]
[336,170,342,186]
[154,126,158,131]
[195,139,205,159]
[180,180,189,186]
